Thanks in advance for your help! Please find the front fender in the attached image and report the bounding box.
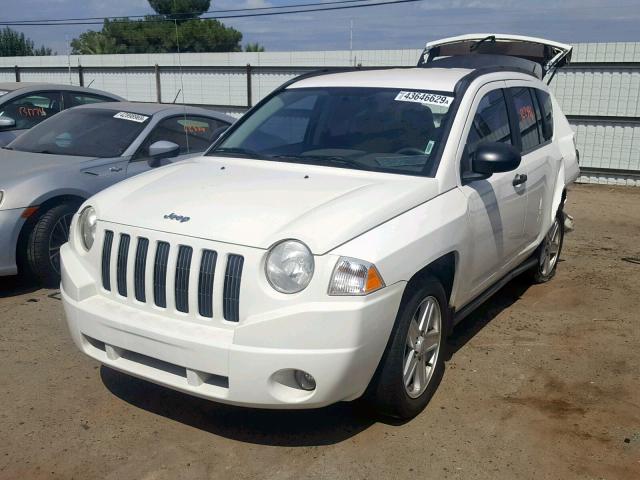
[329,188,469,306]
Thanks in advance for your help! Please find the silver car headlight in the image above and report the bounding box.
[265,240,314,294]
[328,257,385,296]
[78,206,97,251]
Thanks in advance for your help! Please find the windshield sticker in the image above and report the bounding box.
[424,140,435,155]
[113,112,149,123]
[19,106,47,118]
[395,91,453,107]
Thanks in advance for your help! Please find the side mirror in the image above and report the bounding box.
[0,116,16,130]
[472,142,521,176]
[147,140,180,167]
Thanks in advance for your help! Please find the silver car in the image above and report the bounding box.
[0,102,234,286]
[0,82,124,146]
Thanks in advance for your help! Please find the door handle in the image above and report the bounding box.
[512,173,528,186]
[109,167,123,173]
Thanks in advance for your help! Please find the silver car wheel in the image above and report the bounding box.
[540,217,561,276]
[403,296,442,399]
[49,213,73,275]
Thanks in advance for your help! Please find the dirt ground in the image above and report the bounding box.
[0,183,638,480]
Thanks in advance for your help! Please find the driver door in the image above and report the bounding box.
[457,83,528,301]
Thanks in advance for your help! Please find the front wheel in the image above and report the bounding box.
[26,202,79,288]
[530,212,564,283]
[366,276,450,419]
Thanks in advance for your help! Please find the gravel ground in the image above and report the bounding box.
[0,183,638,480]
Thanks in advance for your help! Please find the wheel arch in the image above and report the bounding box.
[15,193,86,269]
[404,251,458,312]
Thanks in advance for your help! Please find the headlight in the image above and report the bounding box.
[328,257,385,296]
[78,206,97,251]
[265,240,314,294]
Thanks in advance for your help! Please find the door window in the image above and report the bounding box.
[135,115,230,159]
[68,93,115,108]
[534,89,554,141]
[0,91,62,130]
[466,89,512,156]
[510,87,541,152]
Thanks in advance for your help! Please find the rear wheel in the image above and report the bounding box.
[367,276,450,419]
[27,202,79,288]
[530,212,564,283]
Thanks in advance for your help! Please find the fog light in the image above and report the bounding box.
[294,370,316,391]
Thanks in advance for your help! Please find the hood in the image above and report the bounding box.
[94,156,440,254]
[0,148,90,185]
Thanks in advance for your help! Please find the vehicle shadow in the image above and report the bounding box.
[0,275,40,298]
[446,274,533,357]
[101,274,534,446]
[101,366,393,447]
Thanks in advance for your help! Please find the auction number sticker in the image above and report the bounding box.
[395,91,453,107]
[113,112,149,123]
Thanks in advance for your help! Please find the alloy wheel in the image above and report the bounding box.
[403,296,442,398]
[49,213,73,275]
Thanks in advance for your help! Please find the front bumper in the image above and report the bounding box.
[61,242,405,409]
[0,208,26,276]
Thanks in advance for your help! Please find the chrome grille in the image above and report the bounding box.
[153,241,170,308]
[99,229,243,321]
[223,254,244,322]
[134,238,149,302]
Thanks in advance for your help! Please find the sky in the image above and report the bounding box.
[4,0,640,55]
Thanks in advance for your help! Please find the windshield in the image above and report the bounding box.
[209,87,454,177]
[7,108,149,158]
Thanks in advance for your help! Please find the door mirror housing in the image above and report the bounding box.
[472,142,521,176]
[0,116,16,130]
[147,140,180,167]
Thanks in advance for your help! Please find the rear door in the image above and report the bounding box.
[457,82,528,301]
[506,82,560,248]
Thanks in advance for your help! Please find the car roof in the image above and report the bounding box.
[0,82,123,98]
[287,67,473,93]
[73,101,234,120]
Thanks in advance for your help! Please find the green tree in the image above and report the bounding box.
[245,42,265,52]
[71,31,119,55]
[0,27,53,57]
[148,0,210,20]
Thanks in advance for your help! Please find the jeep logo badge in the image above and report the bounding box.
[164,213,190,223]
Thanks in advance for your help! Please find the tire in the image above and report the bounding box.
[529,211,564,284]
[366,276,451,419]
[26,202,79,288]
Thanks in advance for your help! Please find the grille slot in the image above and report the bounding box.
[175,246,193,313]
[153,242,170,308]
[198,249,217,318]
[134,238,149,302]
[223,254,244,322]
[101,231,114,291]
[116,234,131,297]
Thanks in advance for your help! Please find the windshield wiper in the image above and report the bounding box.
[212,147,265,159]
[297,155,367,170]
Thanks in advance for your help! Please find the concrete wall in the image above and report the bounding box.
[1,43,639,185]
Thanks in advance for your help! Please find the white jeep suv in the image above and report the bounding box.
[61,35,580,419]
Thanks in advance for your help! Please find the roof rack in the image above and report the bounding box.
[419,54,543,79]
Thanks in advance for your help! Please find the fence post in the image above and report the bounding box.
[155,64,162,103]
[14,65,20,82]
[246,63,252,108]
[78,64,84,86]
